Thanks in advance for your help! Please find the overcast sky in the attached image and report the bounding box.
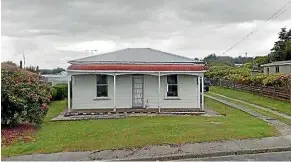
[1,0,291,68]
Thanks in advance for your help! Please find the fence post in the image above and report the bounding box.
[274,86,276,99]
[260,85,262,96]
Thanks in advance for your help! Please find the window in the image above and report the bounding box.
[267,68,270,74]
[166,75,178,97]
[275,66,279,73]
[96,75,108,97]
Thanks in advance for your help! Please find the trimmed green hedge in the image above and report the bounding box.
[53,84,68,100]
[52,88,57,100]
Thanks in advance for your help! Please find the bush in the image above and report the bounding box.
[206,64,291,88]
[53,84,68,100]
[1,64,52,127]
[51,88,58,100]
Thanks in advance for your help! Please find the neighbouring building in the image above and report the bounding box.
[66,48,206,113]
[42,71,70,85]
[234,64,243,67]
[261,60,291,74]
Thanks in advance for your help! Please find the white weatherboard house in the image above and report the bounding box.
[67,48,206,113]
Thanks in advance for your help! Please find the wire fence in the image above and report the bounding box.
[210,79,291,102]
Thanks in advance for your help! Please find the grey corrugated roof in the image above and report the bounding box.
[261,60,291,67]
[69,48,201,64]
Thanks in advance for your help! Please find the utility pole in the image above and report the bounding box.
[85,50,98,56]
[23,52,26,68]
[245,52,248,63]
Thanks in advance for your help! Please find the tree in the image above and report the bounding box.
[2,61,17,67]
[40,67,65,74]
[26,66,40,74]
[203,53,254,67]
[204,53,217,63]
[283,40,291,60]
[269,28,291,61]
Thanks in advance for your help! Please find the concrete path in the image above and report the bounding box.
[209,92,291,120]
[5,135,291,161]
[205,95,291,136]
[184,151,291,161]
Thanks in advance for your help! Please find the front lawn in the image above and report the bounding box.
[2,98,277,157]
[210,86,291,116]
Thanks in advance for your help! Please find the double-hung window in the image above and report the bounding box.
[166,75,178,97]
[96,75,108,97]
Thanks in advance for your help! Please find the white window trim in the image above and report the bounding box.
[164,75,180,100]
[96,75,109,99]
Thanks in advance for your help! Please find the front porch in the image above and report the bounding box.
[54,107,208,121]
[67,69,205,113]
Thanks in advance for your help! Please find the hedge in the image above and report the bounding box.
[52,88,57,100]
[53,84,68,100]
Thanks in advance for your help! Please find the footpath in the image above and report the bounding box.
[5,135,291,161]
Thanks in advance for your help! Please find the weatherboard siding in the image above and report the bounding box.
[144,75,199,108]
[72,75,114,109]
[279,65,291,74]
[263,65,291,74]
[72,74,200,109]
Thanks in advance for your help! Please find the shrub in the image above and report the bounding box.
[1,64,52,127]
[206,64,291,88]
[53,84,68,100]
[51,88,58,100]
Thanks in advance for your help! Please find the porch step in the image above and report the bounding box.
[66,111,205,116]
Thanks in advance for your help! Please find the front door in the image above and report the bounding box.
[132,76,144,108]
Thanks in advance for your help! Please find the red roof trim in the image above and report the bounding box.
[68,64,205,71]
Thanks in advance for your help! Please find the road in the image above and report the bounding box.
[183,151,291,161]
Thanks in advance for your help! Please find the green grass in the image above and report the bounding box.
[210,86,291,116]
[2,98,277,157]
[207,92,291,125]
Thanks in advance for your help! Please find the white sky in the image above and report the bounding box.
[1,0,291,68]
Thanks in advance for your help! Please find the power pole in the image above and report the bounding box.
[85,50,98,56]
[23,52,26,68]
[245,52,248,63]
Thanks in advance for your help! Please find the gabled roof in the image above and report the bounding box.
[69,48,201,64]
[261,60,291,67]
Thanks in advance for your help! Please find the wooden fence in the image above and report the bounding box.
[210,79,291,102]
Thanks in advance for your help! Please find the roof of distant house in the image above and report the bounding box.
[42,71,67,77]
[261,60,291,67]
[68,48,202,64]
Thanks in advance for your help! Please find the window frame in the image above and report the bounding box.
[96,75,108,98]
[275,66,280,73]
[165,75,179,99]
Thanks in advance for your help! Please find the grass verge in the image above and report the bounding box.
[2,98,277,158]
[210,86,291,116]
[207,92,291,125]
